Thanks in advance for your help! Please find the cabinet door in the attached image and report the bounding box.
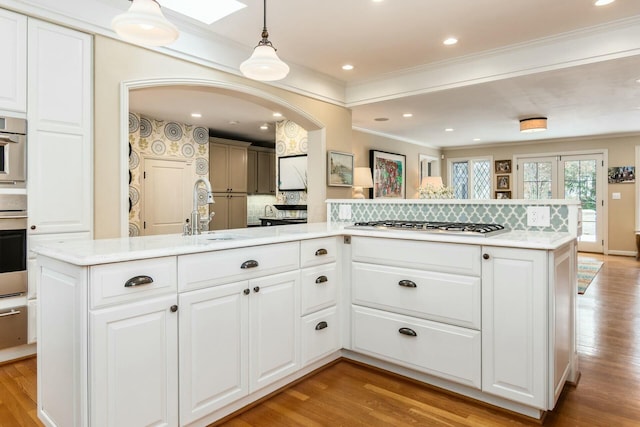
[27,19,92,235]
[257,151,272,194]
[249,270,300,392]
[228,194,247,229]
[269,152,276,194]
[210,143,229,192]
[209,193,229,230]
[481,246,548,408]
[90,295,178,427]
[0,9,26,113]
[228,145,247,192]
[247,150,258,193]
[179,281,249,425]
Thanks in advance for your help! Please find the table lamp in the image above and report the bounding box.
[353,167,373,199]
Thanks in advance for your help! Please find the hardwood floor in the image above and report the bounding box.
[4,254,640,426]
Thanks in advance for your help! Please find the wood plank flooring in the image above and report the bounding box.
[2,253,639,426]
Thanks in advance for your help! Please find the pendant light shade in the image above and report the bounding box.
[240,0,289,81]
[112,0,179,47]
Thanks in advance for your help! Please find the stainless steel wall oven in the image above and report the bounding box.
[0,117,27,186]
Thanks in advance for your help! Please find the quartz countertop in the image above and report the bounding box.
[33,222,575,266]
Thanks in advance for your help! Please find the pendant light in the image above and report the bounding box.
[240,0,290,81]
[112,0,179,47]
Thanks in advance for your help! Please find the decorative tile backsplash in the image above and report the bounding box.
[327,200,574,233]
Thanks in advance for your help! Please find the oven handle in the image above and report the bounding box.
[0,309,21,318]
[0,135,20,143]
[0,214,28,219]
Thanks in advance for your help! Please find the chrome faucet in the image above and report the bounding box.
[186,178,214,235]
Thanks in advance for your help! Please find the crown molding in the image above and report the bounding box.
[352,126,439,150]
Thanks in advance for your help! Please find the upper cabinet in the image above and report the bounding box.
[0,8,27,114]
[27,19,93,236]
[247,147,275,195]
[209,139,249,193]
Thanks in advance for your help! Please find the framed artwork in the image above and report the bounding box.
[608,166,635,183]
[369,150,406,199]
[278,154,308,191]
[495,191,511,199]
[327,151,354,186]
[496,174,510,190]
[495,159,512,174]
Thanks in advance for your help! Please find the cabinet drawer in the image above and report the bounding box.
[178,242,299,292]
[352,263,480,329]
[352,305,481,389]
[301,264,338,316]
[300,237,337,268]
[90,257,177,309]
[301,306,340,367]
[351,236,481,276]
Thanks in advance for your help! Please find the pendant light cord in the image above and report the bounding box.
[259,0,273,48]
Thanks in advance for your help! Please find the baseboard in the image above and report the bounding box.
[607,250,635,257]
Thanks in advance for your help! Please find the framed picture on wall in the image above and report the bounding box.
[278,154,308,191]
[327,151,354,186]
[495,191,511,199]
[369,150,406,199]
[496,174,510,190]
[495,159,512,174]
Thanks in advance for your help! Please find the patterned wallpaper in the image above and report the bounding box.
[275,120,308,217]
[128,112,210,236]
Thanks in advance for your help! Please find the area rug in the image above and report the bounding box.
[577,259,603,294]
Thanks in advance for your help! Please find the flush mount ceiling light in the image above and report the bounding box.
[240,0,289,81]
[520,117,548,133]
[111,0,179,46]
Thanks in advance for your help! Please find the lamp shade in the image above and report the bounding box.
[112,0,179,47]
[354,167,373,188]
[240,45,290,81]
[420,176,443,188]
[520,117,547,133]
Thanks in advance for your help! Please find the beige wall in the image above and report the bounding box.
[352,131,441,199]
[94,36,353,238]
[443,135,640,253]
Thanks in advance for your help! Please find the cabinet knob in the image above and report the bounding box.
[483,253,490,260]
[253,286,260,293]
[398,327,417,337]
[124,275,154,287]
[241,260,259,269]
[315,248,328,256]
[30,225,36,230]
[315,321,328,331]
[315,275,328,284]
[170,305,178,313]
[243,289,250,295]
[398,280,417,288]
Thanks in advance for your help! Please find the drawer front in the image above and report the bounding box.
[178,242,299,292]
[351,236,481,276]
[301,306,340,367]
[90,257,177,308]
[300,237,337,268]
[352,263,480,329]
[352,305,481,389]
[301,264,338,316]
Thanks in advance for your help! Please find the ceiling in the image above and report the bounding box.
[125,0,640,148]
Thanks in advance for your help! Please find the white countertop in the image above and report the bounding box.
[33,223,575,266]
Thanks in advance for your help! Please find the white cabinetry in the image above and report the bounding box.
[0,8,26,114]
[27,19,92,236]
[178,243,300,425]
[350,237,482,388]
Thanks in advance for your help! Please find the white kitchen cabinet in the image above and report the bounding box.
[90,295,179,427]
[27,18,92,236]
[178,270,299,425]
[0,8,26,114]
[481,246,548,408]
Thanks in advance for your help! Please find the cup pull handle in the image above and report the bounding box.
[398,280,417,288]
[399,327,417,337]
[315,275,328,284]
[315,248,328,256]
[315,321,328,331]
[125,275,154,287]
[241,260,259,269]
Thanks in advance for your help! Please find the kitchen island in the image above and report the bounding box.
[34,220,578,426]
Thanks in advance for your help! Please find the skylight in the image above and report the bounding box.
[161,0,246,25]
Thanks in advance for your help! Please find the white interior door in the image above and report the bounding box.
[142,158,194,236]
[517,154,604,253]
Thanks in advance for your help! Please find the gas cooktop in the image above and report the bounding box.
[346,220,507,237]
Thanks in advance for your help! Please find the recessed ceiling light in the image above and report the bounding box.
[473,138,481,142]
[402,113,413,118]
[161,0,246,25]
[191,113,202,118]
[342,64,354,71]
[372,0,384,3]
[260,124,269,130]
[229,120,239,125]
[594,0,615,6]
[636,78,640,83]
[443,37,458,46]
[273,112,282,117]
[374,117,389,122]
[445,128,454,132]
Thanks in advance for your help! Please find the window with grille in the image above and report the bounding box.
[449,157,492,199]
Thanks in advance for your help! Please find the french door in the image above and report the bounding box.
[517,153,604,253]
